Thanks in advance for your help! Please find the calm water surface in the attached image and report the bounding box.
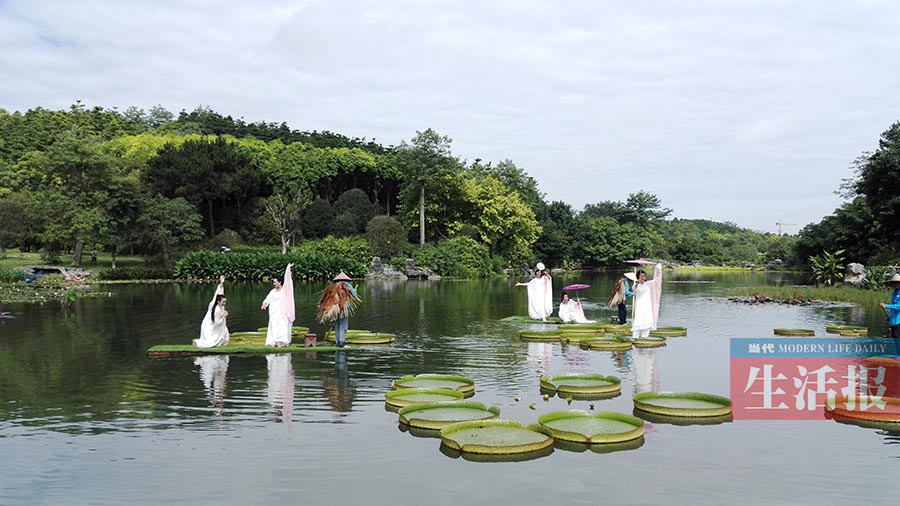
[1,272,898,505]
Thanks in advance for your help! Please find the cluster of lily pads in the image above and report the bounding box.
[384,372,732,461]
[773,325,869,337]
[519,323,687,350]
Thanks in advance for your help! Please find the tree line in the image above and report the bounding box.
[0,102,798,273]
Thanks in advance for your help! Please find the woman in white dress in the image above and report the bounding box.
[631,263,663,339]
[193,275,230,348]
[515,262,553,322]
[262,263,295,347]
[558,292,595,323]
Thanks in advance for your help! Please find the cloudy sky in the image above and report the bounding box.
[2,0,899,232]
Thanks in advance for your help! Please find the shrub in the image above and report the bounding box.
[302,199,335,239]
[334,189,380,233]
[294,236,372,265]
[411,237,494,278]
[330,212,360,237]
[96,266,176,280]
[174,251,366,281]
[0,268,21,283]
[40,247,61,264]
[366,216,408,257]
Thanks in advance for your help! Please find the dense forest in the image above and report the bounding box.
[4,102,885,276]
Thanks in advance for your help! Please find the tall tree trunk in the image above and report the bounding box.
[207,199,216,237]
[281,233,289,255]
[419,185,425,245]
[111,249,117,270]
[72,241,84,266]
[236,197,242,230]
[386,187,391,216]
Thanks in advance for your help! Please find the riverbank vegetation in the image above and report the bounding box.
[2,103,884,280]
[731,286,892,306]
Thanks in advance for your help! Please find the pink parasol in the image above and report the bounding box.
[625,258,654,265]
[562,283,590,301]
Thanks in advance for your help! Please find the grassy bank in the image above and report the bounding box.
[0,249,148,271]
[731,286,892,305]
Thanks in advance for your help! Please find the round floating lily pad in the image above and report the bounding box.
[603,324,631,333]
[399,402,501,430]
[826,325,867,335]
[440,419,554,455]
[579,338,633,351]
[557,324,606,332]
[519,330,563,341]
[540,374,621,395]
[825,396,900,425]
[632,336,667,348]
[838,330,868,337]
[384,388,464,408]
[553,436,645,454]
[256,326,309,334]
[324,331,396,344]
[632,408,732,426]
[633,392,732,417]
[774,328,815,336]
[560,332,604,343]
[440,443,554,462]
[650,326,687,337]
[229,331,267,338]
[536,410,644,443]
[392,374,475,396]
[500,316,562,324]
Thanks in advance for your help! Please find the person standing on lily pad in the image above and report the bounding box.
[516,262,553,322]
[631,263,663,340]
[317,272,360,347]
[880,274,900,343]
[262,263,295,348]
[606,273,635,324]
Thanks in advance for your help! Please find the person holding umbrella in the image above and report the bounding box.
[879,274,900,341]
[516,262,553,322]
[631,263,663,340]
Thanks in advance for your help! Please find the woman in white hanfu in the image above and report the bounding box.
[262,263,295,347]
[515,262,553,322]
[558,292,595,323]
[193,275,230,348]
[631,263,663,339]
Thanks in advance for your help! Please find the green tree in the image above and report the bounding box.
[395,129,457,245]
[366,215,408,257]
[137,196,204,265]
[263,184,312,254]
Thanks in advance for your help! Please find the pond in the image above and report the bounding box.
[1,271,897,505]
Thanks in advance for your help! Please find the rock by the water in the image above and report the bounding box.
[371,256,384,273]
[844,263,866,286]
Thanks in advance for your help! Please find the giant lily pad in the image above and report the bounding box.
[399,402,500,430]
[384,388,464,408]
[826,325,867,335]
[540,374,621,395]
[632,408,732,426]
[579,338,633,351]
[633,392,732,417]
[773,328,815,336]
[440,420,554,455]
[519,330,564,341]
[392,374,475,396]
[553,436,645,454]
[650,326,687,337]
[632,336,667,348]
[324,330,397,344]
[557,324,606,332]
[536,410,644,444]
[825,396,900,426]
[256,326,310,335]
[560,332,604,343]
[501,316,562,324]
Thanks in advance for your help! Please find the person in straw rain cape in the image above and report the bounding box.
[631,263,663,339]
[880,274,900,348]
[193,275,230,348]
[606,273,635,324]
[515,262,553,322]
[261,263,295,347]
[317,272,360,347]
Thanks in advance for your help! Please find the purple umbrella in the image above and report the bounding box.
[624,258,653,265]
[562,283,590,301]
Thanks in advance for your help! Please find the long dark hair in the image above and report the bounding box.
[273,275,284,285]
[560,291,569,303]
[211,294,226,322]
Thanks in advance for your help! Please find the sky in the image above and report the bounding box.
[2,0,899,233]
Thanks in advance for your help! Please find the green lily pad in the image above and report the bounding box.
[632,408,732,426]
[540,374,622,395]
[557,324,606,332]
[553,436,645,454]
[633,392,732,417]
[579,338,633,351]
[560,332,604,343]
[650,326,687,337]
[256,326,310,334]
[519,330,564,341]
[384,388,464,408]
[399,402,501,430]
[826,325,867,334]
[324,331,397,344]
[536,410,644,443]
[632,337,667,348]
[825,396,900,425]
[773,328,815,336]
[392,374,475,396]
[500,316,562,324]
[440,420,554,455]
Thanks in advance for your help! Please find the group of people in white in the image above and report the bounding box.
[517,261,663,340]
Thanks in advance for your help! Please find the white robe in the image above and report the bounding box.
[195,282,229,348]
[266,354,294,423]
[263,288,291,346]
[194,355,229,409]
[631,264,663,333]
[525,275,553,320]
[558,300,595,323]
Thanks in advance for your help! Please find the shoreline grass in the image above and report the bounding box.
[731,286,892,305]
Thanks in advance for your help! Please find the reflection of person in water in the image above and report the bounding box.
[266,354,295,424]
[526,342,553,374]
[194,355,229,416]
[628,348,660,394]
[323,351,354,415]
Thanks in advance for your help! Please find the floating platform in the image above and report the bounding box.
[146,343,353,358]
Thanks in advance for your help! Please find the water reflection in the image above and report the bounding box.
[266,354,294,424]
[628,349,660,394]
[527,342,553,374]
[193,355,229,416]
[322,351,354,417]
